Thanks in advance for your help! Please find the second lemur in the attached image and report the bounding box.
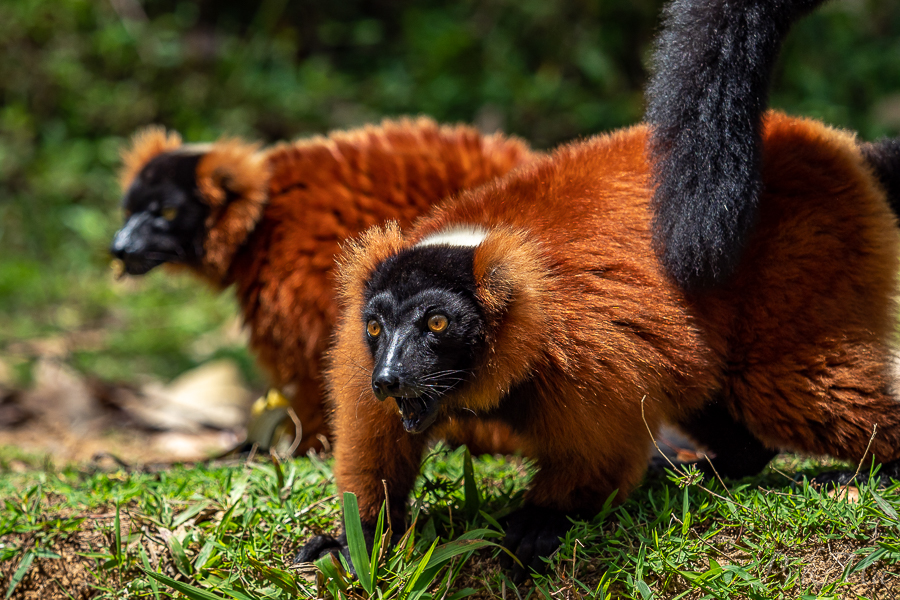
[110,118,534,454]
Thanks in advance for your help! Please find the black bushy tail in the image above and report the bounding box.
[860,138,900,219]
[645,0,824,291]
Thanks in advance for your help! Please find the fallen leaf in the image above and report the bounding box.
[827,485,860,503]
[122,360,252,432]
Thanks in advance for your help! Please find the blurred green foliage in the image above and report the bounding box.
[0,0,898,385]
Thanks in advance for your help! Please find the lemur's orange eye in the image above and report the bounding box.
[162,207,178,221]
[367,320,382,338]
[427,314,448,333]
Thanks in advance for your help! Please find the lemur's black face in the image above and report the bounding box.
[110,151,210,275]
[363,245,487,433]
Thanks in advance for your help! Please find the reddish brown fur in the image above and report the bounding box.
[331,111,900,524]
[120,118,536,453]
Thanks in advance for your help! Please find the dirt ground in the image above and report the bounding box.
[0,510,193,600]
[0,358,254,466]
[2,523,114,600]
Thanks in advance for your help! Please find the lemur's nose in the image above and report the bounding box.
[110,213,151,256]
[372,370,403,400]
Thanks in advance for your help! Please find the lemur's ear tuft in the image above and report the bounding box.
[462,228,552,410]
[195,138,271,280]
[120,126,183,191]
[472,227,549,326]
[196,138,269,208]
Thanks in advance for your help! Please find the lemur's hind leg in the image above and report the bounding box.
[727,350,900,477]
[807,353,900,488]
[674,396,778,479]
[809,460,900,489]
[860,138,900,217]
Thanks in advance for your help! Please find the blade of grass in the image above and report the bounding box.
[217,587,259,600]
[455,528,502,541]
[215,500,240,537]
[681,487,691,536]
[315,552,350,596]
[446,587,478,600]
[194,538,217,571]
[462,448,481,522]
[342,491,373,594]
[113,502,122,567]
[849,546,888,575]
[478,510,503,531]
[870,487,899,522]
[173,502,212,528]
[409,539,499,600]
[402,538,438,599]
[167,534,193,577]
[139,546,160,600]
[247,556,300,595]
[141,568,229,600]
[368,502,386,590]
[227,473,251,506]
[5,550,34,600]
[270,453,285,498]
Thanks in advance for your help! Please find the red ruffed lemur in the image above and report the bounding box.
[297,0,900,582]
[109,118,535,454]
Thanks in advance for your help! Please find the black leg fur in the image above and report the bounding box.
[293,520,401,575]
[499,505,574,584]
[646,0,824,290]
[860,138,900,219]
[676,398,778,479]
[810,459,900,489]
[293,521,405,576]
[293,533,350,568]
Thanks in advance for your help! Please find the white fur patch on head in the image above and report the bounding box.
[415,225,489,248]
[177,143,214,155]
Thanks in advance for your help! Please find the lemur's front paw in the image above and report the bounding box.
[499,505,573,583]
[294,523,403,576]
[294,533,353,573]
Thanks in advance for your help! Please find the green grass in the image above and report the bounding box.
[2,445,899,599]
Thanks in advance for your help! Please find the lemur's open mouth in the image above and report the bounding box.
[394,395,439,433]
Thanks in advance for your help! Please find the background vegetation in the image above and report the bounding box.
[1,0,898,387]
